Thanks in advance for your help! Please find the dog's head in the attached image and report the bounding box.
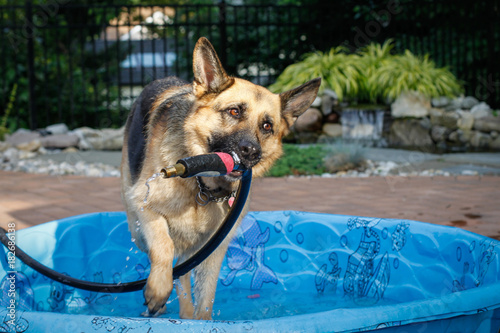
[185,37,320,181]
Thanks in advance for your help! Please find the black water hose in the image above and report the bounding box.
[0,157,252,294]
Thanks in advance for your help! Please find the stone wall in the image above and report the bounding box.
[389,92,500,151]
[287,89,500,151]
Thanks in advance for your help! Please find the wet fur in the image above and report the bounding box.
[121,37,320,319]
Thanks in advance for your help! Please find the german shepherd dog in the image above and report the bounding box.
[121,37,320,319]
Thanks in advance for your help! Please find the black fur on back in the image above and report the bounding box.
[125,77,189,183]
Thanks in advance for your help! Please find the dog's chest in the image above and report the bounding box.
[165,202,228,253]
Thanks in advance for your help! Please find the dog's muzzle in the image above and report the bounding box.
[237,138,261,168]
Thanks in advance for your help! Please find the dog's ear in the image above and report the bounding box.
[192,37,233,96]
[280,78,321,128]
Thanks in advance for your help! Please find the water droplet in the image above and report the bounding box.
[131,238,136,242]
[205,307,209,312]
[211,299,214,303]
[140,207,144,212]
[129,247,133,252]
[126,256,130,261]
[143,173,162,204]
[135,227,140,232]
[135,220,141,226]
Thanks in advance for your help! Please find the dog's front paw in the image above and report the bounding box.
[143,270,173,316]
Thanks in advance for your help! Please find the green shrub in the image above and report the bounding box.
[268,47,363,102]
[269,40,463,104]
[368,50,464,102]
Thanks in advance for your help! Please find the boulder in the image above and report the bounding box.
[388,119,433,147]
[40,134,80,149]
[322,123,343,138]
[473,116,500,133]
[448,129,472,144]
[460,96,479,109]
[490,136,500,150]
[72,126,125,150]
[320,89,338,115]
[430,110,460,129]
[469,131,491,148]
[431,96,451,108]
[46,123,69,135]
[456,110,474,131]
[470,102,493,119]
[445,97,464,111]
[17,139,42,152]
[6,130,41,147]
[391,91,431,118]
[349,124,375,139]
[0,141,12,152]
[293,108,323,133]
[430,126,450,142]
[2,147,19,163]
[311,96,322,108]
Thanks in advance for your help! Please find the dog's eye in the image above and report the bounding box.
[228,108,240,118]
[263,122,273,132]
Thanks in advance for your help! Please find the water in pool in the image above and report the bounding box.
[41,284,399,320]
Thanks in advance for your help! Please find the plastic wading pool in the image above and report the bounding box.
[1,211,499,333]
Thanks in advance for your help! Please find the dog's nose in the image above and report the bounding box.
[238,139,261,164]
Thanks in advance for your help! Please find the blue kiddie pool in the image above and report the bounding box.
[1,211,500,332]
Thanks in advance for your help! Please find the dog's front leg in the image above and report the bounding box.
[192,244,228,320]
[139,210,175,317]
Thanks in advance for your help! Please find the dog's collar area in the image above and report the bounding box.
[195,177,236,206]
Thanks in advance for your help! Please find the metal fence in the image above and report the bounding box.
[1,0,499,130]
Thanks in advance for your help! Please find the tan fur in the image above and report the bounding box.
[121,37,320,319]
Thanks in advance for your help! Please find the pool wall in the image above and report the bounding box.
[1,211,499,332]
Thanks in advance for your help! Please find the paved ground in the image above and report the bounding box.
[1,170,499,240]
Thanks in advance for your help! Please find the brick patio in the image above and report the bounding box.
[0,171,499,240]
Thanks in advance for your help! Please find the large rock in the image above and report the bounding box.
[470,102,493,119]
[431,96,451,108]
[17,139,42,152]
[72,126,125,150]
[389,119,433,147]
[469,131,491,148]
[46,123,69,135]
[430,109,460,129]
[456,110,475,131]
[460,96,479,109]
[391,91,431,118]
[322,123,343,138]
[293,108,323,133]
[320,89,338,116]
[473,116,500,133]
[40,134,80,149]
[430,126,450,142]
[349,124,375,139]
[490,136,500,150]
[5,129,41,147]
[0,141,12,152]
[448,129,472,144]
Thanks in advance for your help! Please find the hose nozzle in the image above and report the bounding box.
[160,163,186,178]
[160,152,243,178]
